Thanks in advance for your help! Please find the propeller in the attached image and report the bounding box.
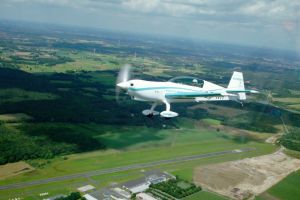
[116,64,132,103]
[258,89,274,105]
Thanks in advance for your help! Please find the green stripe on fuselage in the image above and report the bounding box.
[165,92,221,99]
[128,86,200,92]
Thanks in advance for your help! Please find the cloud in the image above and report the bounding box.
[3,0,299,22]
[0,0,299,50]
[122,0,216,16]
[2,0,123,10]
[121,0,299,22]
[238,0,299,19]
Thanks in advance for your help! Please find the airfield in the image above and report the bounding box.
[0,148,255,190]
[0,21,300,200]
[0,120,278,199]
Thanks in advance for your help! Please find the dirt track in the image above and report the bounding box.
[194,149,300,200]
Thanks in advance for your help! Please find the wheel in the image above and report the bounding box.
[142,110,159,116]
[146,113,154,118]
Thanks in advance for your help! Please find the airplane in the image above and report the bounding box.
[116,65,259,118]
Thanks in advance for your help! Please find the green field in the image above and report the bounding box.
[18,51,122,73]
[257,170,300,200]
[0,88,57,104]
[0,113,32,122]
[184,191,228,200]
[0,178,87,200]
[201,118,221,126]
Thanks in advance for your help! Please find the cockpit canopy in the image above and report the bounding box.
[168,76,204,88]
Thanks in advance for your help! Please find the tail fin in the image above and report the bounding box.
[227,71,246,100]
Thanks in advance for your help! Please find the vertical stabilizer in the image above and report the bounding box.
[227,71,246,100]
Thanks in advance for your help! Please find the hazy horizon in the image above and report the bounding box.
[0,0,299,52]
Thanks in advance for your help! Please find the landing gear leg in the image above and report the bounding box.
[142,103,159,118]
[150,103,157,113]
[160,100,178,119]
[235,99,244,107]
[164,100,170,112]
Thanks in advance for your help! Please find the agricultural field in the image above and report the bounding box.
[0,113,32,122]
[257,170,300,200]
[183,191,227,200]
[273,97,300,112]
[193,150,300,199]
[0,162,34,180]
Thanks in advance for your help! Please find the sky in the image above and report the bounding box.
[0,0,299,51]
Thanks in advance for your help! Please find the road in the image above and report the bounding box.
[0,147,255,191]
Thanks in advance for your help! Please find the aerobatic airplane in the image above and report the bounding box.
[116,65,258,118]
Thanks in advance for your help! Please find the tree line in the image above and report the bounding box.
[149,178,201,199]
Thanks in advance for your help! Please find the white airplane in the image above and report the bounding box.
[116,65,259,118]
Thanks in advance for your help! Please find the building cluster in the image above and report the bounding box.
[81,170,175,200]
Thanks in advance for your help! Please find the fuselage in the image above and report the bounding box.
[116,71,257,118]
[127,79,230,103]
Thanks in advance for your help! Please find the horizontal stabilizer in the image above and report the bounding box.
[226,89,259,94]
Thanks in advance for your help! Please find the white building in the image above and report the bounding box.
[136,193,157,200]
[77,185,95,193]
[122,170,175,194]
[122,178,151,194]
[112,187,131,199]
[83,194,98,200]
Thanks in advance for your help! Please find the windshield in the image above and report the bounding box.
[168,76,204,87]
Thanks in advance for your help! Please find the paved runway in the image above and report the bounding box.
[0,147,255,191]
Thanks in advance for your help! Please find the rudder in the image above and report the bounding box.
[227,71,246,100]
